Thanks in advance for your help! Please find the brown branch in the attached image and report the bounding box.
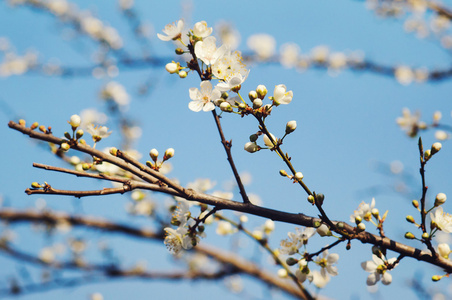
[8,121,452,273]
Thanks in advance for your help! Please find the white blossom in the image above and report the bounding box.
[431,207,452,233]
[164,226,193,255]
[350,198,376,222]
[215,71,249,92]
[361,254,397,286]
[247,34,276,59]
[188,81,221,112]
[192,21,213,38]
[194,36,227,66]
[272,84,293,106]
[157,20,184,41]
[315,250,339,277]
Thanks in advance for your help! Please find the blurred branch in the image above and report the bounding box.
[0,209,308,299]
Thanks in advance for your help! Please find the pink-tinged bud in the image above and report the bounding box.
[149,149,159,161]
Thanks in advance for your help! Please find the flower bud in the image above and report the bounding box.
[30,122,39,130]
[178,70,187,78]
[277,269,288,278]
[19,119,26,126]
[76,129,84,139]
[39,125,47,133]
[412,200,419,209]
[286,257,299,266]
[432,275,441,281]
[64,132,71,140]
[149,149,159,162]
[424,149,431,161]
[371,208,379,219]
[355,216,362,224]
[244,142,259,153]
[110,147,118,156]
[248,90,258,101]
[31,182,41,189]
[317,224,331,236]
[357,222,366,232]
[256,85,267,99]
[405,232,415,239]
[249,134,258,142]
[307,195,315,204]
[279,170,288,177]
[285,120,297,134]
[69,114,81,128]
[165,62,179,74]
[82,163,90,170]
[294,172,304,181]
[60,142,70,151]
[438,243,450,259]
[406,215,415,223]
[422,232,429,239]
[163,148,175,160]
[253,99,263,109]
[431,142,442,155]
[175,48,184,55]
[372,246,382,258]
[220,102,232,112]
[238,103,246,110]
[435,193,447,207]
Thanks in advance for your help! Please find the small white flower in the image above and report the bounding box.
[164,226,193,255]
[87,125,112,142]
[285,120,297,134]
[438,243,451,259]
[315,250,339,277]
[69,114,81,128]
[361,254,397,286]
[157,20,184,41]
[215,71,250,92]
[280,43,300,68]
[316,224,331,237]
[194,36,227,66]
[350,198,376,223]
[216,221,237,235]
[310,270,330,288]
[272,84,293,106]
[431,207,452,233]
[192,21,212,38]
[188,81,221,112]
[211,50,247,81]
[396,108,420,137]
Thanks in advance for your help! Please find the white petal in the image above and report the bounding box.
[189,87,199,100]
[202,102,215,111]
[200,80,213,94]
[366,273,379,286]
[188,101,203,112]
[327,253,339,264]
[361,260,377,272]
[381,272,392,285]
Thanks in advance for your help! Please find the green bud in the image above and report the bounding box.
[76,129,84,139]
[286,257,299,266]
[249,134,258,142]
[405,232,415,239]
[406,215,415,223]
[64,132,71,140]
[307,195,315,204]
[422,232,429,239]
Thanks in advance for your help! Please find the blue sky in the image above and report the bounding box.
[1,0,452,299]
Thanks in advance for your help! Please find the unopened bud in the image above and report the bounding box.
[256,85,267,99]
[294,172,304,181]
[19,119,26,126]
[438,243,450,259]
[253,99,263,109]
[249,134,258,142]
[69,114,81,128]
[412,200,419,209]
[64,132,71,140]
[60,142,70,151]
[164,148,175,160]
[424,149,431,161]
[432,275,441,281]
[149,149,159,162]
[31,182,41,189]
[371,208,379,219]
[317,224,331,236]
[405,232,415,239]
[286,257,299,266]
[175,48,184,55]
[279,170,288,177]
[248,90,258,101]
[39,125,47,133]
[422,232,429,239]
[315,193,325,205]
[285,120,297,134]
[357,222,366,232]
[82,163,90,170]
[406,215,415,223]
[238,103,246,110]
[178,70,187,78]
[165,62,179,74]
[244,142,259,153]
[220,101,232,112]
[355,216,362,224]
[76,129,84,139]
[435,193,447,207]
[110,147,118,156]
[431,142,442,155]
[372,246,382,258]
[30,122,39,130]
[307,195,315,204]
